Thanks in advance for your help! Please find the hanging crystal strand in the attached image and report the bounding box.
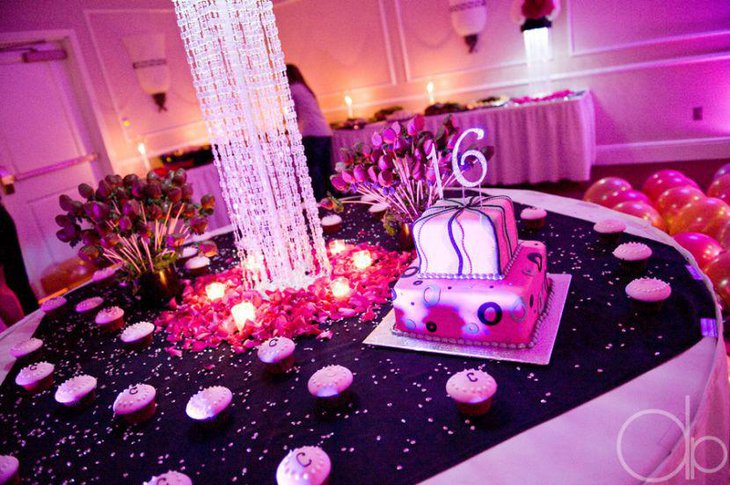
[173,0,331,290]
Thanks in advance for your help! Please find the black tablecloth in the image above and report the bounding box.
[0,201,715,484]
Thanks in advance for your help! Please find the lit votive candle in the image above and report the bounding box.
[329,240,347,255]
[352,250,373,270]
[231,302,256,331]
[330,277,351,299]
[205,282,226,301]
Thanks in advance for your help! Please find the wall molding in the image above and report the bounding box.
[565,0,730,57]
[274,0,398,97]
[596,136,730,165]
[393,0,525,83]
[83,8,186,148]
[0,29,114,178]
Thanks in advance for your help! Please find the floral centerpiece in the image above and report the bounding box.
[324,114,494,242]
[55,169,215,303]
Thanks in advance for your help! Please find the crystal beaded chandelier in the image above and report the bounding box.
[172,0,330,290]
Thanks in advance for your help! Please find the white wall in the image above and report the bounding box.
[1,0,729,174]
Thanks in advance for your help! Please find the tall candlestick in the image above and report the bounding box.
[344,94,353,119]
[426,81,435,105]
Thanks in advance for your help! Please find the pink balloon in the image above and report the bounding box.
[713,163,730,182]
[704,252,730,309]
[707,174,730,203]
[647,169,686,181]
[584,177,631,204]
[599,189,651,209]
[613,201,667,232]
[672,232,724,271]
[642,174,696,202]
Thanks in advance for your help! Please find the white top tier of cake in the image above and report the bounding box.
[413,195,519,279]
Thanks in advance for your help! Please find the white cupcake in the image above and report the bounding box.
[9,338,44,362]
[40,296,67,318]
[186,385,233,424]
[0,455,19,485]
[185,255,211,277]
[95,306,125,333]
[321,215,342,235]
[144,471,192,485]
[55,375,97,408]
[15,362,54,394]
[120,321,156,350]
[75,296,104,315]
[113,383,157,424]
[92,266,118,288]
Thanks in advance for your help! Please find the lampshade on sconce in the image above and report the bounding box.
[449,0,487,53]
[123,33,171,112]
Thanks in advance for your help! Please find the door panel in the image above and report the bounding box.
[0,41,99,298]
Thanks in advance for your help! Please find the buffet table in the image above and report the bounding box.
[0,189,727,484]
[332,93,595,186]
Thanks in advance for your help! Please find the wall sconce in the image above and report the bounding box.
[513,0,561,96]
[449,0,487,53]
[123,33,171,112]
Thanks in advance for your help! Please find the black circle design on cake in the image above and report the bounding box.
[413,280,423,286]
[527,252,544,271]
[426,321,438,332]
[423,285,441,307]
[511,298,527,322]
[477,302,502,326]
[403,266,419,278]
[466,372,478,382]
[268,338,279,347]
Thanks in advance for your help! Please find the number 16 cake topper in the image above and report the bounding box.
[427,127,489,199]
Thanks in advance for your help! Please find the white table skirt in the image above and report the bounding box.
[331,92,595,186]
[1,189,726,484]
[186,163,231,231]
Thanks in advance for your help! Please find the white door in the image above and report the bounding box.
[0,40,100,298]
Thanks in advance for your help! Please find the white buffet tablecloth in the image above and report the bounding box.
[0,189,726,484]
[186,163,231,231]
[332,92,596,186]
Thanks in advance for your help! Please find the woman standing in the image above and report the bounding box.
[286,64,333,201]
[0,198,38,324]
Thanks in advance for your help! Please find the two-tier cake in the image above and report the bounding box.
[392,195,550,348]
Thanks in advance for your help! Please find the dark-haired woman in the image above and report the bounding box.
[286,64,333,201]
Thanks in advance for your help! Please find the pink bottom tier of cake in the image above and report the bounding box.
[392,241,549,348]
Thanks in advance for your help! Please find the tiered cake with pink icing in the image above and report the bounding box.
[392,195,550,348]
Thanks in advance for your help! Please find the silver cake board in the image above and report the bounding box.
[364,273,572,365]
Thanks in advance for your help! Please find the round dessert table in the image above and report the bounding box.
[0,189,727,484]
